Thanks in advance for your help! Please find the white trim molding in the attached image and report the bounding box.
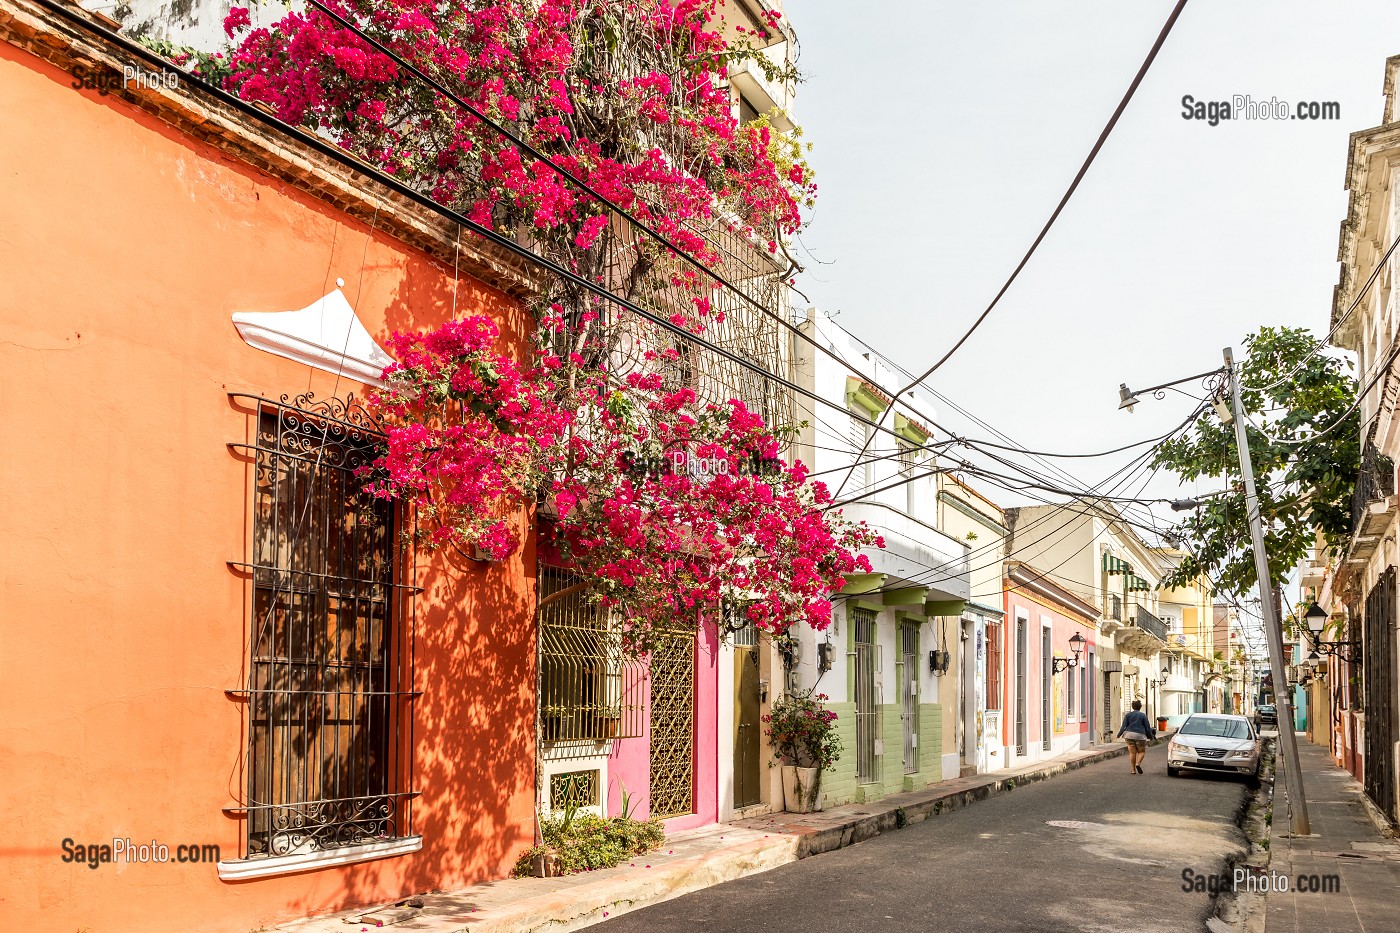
[232,289,395,385]
[217,835,422,881]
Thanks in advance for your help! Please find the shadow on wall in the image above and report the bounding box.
[227,254,540,920]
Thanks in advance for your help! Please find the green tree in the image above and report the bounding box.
[1153,326,1359,597]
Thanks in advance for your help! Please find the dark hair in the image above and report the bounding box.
[1131,699,1143,711]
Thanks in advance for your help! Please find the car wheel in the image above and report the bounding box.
[1245,769,1260,789]
[1167,766,1179,777]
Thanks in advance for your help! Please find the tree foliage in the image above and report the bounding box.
[1153,326,1359,597]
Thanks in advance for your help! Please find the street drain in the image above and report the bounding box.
[1045,820,1105,830]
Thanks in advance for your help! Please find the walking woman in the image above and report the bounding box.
[1117,699,1155,774]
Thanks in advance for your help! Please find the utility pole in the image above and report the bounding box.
[1223,347,1311,835]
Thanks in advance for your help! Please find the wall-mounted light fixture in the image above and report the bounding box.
[1051,632,1086,674]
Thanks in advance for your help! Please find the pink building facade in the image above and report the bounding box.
[998,561,1102,765]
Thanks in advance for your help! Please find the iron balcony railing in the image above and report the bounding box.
[1105,593,1123,622]
[1351,443,1396,538]
[1134,605,1168,642]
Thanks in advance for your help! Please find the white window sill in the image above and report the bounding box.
[218,835,422,881]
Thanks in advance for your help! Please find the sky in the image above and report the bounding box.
[789,0,1400,520]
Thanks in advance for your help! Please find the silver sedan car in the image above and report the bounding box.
[1166,714,1261,786]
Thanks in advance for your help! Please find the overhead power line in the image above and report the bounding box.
[835,0,1191,500]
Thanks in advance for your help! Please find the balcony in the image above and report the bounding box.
[842,500,970,603]
[1346,443,1397,566]
[728,43,795,131]
[1117,605,1168,658]
[1136,606,1168,641]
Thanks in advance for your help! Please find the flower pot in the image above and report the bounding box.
[781,765,823,813]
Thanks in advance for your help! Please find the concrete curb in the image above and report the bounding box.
[270,743,1161,933]
[1209,737,1276,933]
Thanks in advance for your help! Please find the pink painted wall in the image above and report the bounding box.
[607,624,719,830]
[999,595,1045,748]
[1000,592,1096,748]
[1051,620,1097,737]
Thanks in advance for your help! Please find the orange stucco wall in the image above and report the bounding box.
[0,38,536,933]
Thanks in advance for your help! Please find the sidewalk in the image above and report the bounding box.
[1262,738,1400,932]
[267,742,1139,933]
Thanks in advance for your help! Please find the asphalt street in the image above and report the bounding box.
[598,744,1253,933]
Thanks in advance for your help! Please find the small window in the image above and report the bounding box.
[1067,661,1076,717]
[549,769,601,809]
[539,566,645,745]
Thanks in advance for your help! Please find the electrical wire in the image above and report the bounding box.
[1249,230,1400,394]
[833,0,1191,500]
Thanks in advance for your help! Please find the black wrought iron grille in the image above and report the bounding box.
[1363,567,1397,823]
[228,392,418,861]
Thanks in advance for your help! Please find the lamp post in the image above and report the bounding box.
[1114,350,1311,835]
[1233,364,1310,837]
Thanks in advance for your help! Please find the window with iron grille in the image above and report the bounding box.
[852,608,879,783]
[229,393,417,863]
[539,566,645,745]
[549,769,601,809]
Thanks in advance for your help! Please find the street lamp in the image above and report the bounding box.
[1116,352,1312,835]
[1301,602,1359,663]
[1153,666,1170,687]
[1052,632,1086,673]
[1117,369,1225,414]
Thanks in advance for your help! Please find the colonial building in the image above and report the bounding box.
[0,3,540,930]
[937,477,1009,775]
[1317,52,1400,827]
[1001,561,1100,761]
[790,311,971,806]
[1006,500,1173,744]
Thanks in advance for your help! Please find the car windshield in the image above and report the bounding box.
[1259,705,1275,712]
[1179,718,1252,739]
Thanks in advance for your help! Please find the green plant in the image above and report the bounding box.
[513,813,663,877]
[618,780,639,821]
[763,690,841,769]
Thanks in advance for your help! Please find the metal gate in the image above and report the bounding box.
[649,632,696,819]
[731,621,761,809]
[1087,652,1096,742]
[1364,567,1398,823]
[853,608,879,783]
[1103,671,1112,742]
[901,621,919,774]
[1015,619,1028,756]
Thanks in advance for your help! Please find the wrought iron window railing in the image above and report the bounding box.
[538,566,645,747]
[226,392,419,862]
[1133,605,1168,642]
[1351,443,1396,537]
[1106,593,1123,621]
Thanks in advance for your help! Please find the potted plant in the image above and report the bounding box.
[763,690,841,813]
